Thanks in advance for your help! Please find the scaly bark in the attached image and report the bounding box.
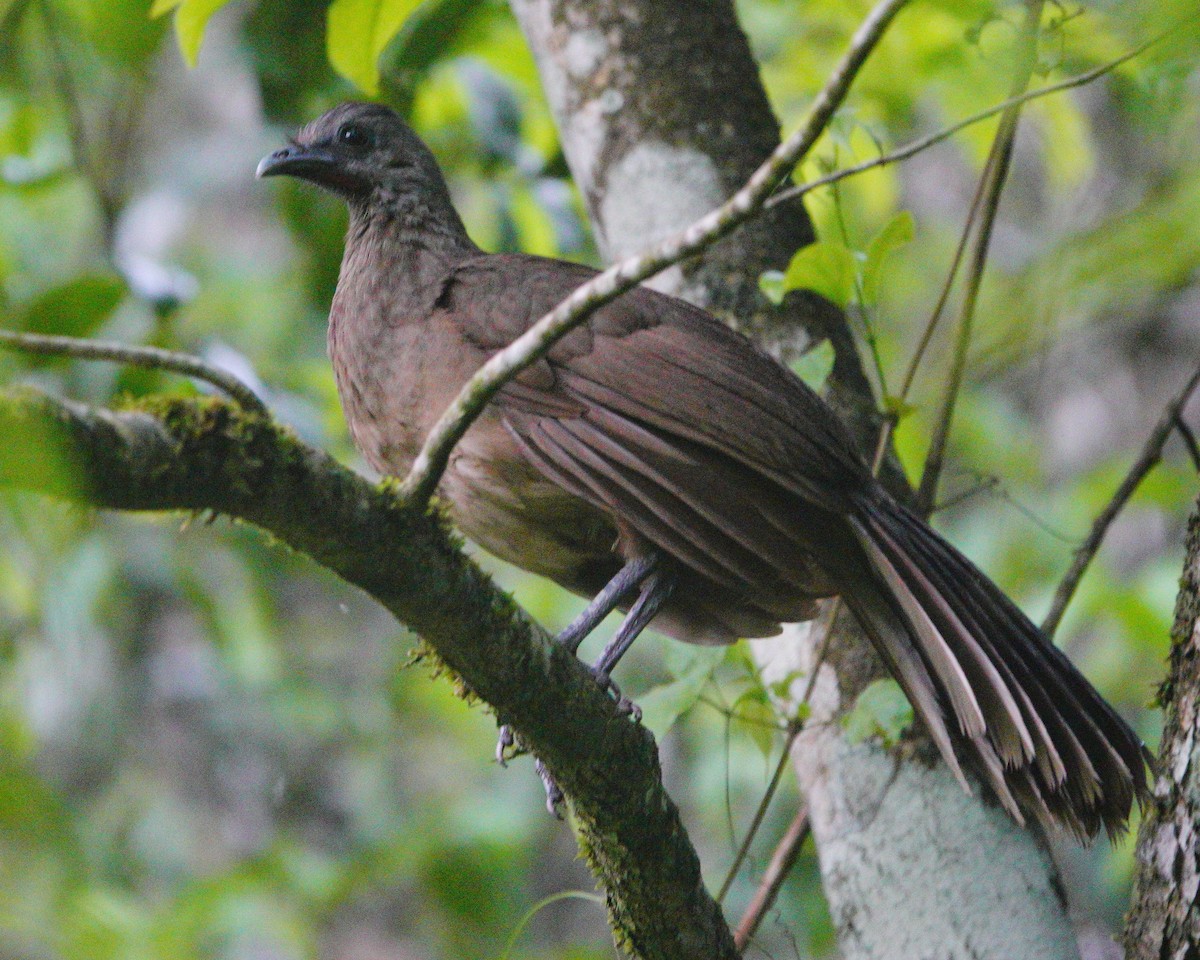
[1125,499,1200,959]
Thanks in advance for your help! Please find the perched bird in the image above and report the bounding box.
[258,102,1146,838]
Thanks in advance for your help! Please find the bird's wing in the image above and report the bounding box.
[446,254,872,499]
[441,253,872,599]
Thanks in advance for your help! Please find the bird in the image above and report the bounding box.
[257,101,1147,839]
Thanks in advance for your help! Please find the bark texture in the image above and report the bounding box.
[757,625,1079,960]
[508,1,1081,955]
[0,390,737,960]
[1125,499,1200,960]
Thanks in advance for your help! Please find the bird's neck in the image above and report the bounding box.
[339,194,476,302]
[350,181,478,253]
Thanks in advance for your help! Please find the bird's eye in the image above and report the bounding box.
[337,123,372,149]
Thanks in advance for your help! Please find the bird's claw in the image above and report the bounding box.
[496,724,515,766]
[495,666,639,820]
[588,666,642,722]
[499,726,563,816]
[535,759,565,819]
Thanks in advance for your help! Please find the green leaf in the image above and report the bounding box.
[790,339,835,393]
[17,273,127,340]
[758,269,786,306]
[731,688,779,761]
[862,210,914,305]
[327,0,425,95]
[71,0,168,68]
[842,678,913,747]
[636,646,724,739]
[781,241,858,308]
[153,0,236,67]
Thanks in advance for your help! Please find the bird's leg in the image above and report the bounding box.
[558,553,660,654]
[589,569,676,718]
[512,560,675,816]
[496,553,660,765]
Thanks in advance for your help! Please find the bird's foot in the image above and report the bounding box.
[535,759,565,819]
[588,666,643,723]
[498,725,564,814]
[495,724,516,767]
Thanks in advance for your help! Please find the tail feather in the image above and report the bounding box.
[871,506,1113,819]
[843,495,1147,839]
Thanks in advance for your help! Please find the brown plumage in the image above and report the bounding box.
[258,102,1147,838]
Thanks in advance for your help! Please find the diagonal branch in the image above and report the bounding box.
[1042,363,1200,638]
[397,0,912,506]
[0,388,736,960]
[763,33,1163,213]
[733,805,811,951]
[917,0,1048,516]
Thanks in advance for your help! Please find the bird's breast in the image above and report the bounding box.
[326,277,615,590]
[439,425,617,586]
[327,292,474,474]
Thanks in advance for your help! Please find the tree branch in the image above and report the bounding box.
[733,806,811,951]
[0,329,268,416]
[1041,363,1200,638]
[0,388,736,960]
[917,0,1047,515]
[764,34,1163,212]
[397,0,912,506]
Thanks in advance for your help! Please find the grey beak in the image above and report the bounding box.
[256,144,337,180]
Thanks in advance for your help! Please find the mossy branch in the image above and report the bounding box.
[0,387,737,960]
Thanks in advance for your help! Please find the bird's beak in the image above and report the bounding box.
[256,144,339,181]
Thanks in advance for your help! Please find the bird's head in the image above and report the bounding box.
[256,102,450,216]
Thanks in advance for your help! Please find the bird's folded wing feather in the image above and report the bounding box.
[445,253,872,505]
[439,253,871,601]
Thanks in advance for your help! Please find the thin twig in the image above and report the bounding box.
[766,35,1155,478]
[932,474,1001,513]
[898,160,995,407]
[698,696,791,731]
[769,30,1162,459]
[763,35,1161,212]
[917,0,1048,516]
[763,33,1162,462]
[863,159,996,474]
[398,0,913,506]
[716,726,799,905]
[38,0,121,241]
[716,599,841,904]
[0,330,268,416]
[831,171,889,398]
[931,470,1075,544]
[1041,363,1200,638]
[733,805,811,951]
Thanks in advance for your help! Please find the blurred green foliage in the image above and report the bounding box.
[0,0,1197,956]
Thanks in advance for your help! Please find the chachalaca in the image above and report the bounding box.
[258,102,1147,838]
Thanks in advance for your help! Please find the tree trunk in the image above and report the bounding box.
[509,1,1082,956]
[1124,498,1200,959]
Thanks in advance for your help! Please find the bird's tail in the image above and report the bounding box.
[839,494,1148,839]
